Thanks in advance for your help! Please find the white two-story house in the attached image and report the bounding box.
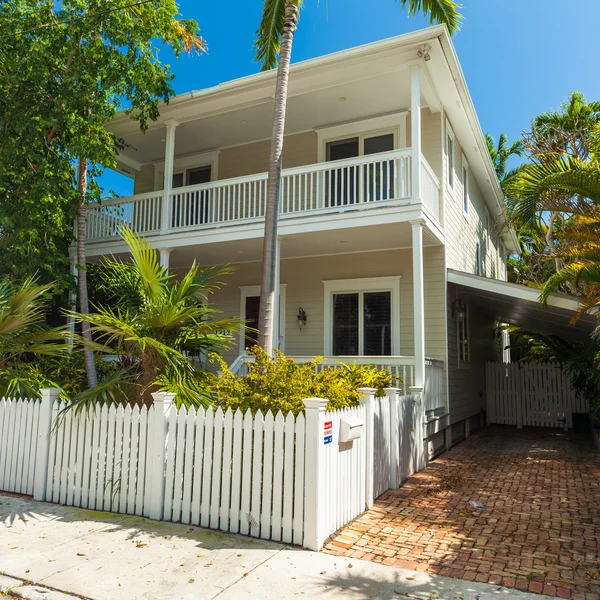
[83,26,590,458]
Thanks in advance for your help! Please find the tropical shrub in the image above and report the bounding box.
[212,347,395,416]
[69,229,241,410]
[0,276,68,398]
[510,327,600,418]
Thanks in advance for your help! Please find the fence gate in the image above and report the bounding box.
[485,362,587,429]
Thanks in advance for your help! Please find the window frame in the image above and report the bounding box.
[457,302,471,369]
[323,277,401,356]
[239,284,287,353]
[316,113,408,163]
[461,153,469,216]
[154,149,220,191]
[475,241,483,277]
[446,120,456,190]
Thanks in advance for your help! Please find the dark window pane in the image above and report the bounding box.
[172,172,184,188]
[364,134,394,155]
[326,138,359,207]
[187,166,211,186]
[327,138,359,161]
[364,292,391,356]
[332,293,359,355]
[244,296,260,349]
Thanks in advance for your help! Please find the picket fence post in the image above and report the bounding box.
[386,388,400,491]
[409,386,426,472]
[302,397,329,552]
[147,392,175,520]
[33,388,60,502]
[358,388,376,509]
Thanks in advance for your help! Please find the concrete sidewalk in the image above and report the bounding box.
[0,494,549,600]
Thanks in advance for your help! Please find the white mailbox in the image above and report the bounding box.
[339,416,363,443]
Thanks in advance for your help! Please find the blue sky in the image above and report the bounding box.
[101,0,600,195]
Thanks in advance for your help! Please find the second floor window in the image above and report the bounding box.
[447,133,455,188]
[462,156,469,214]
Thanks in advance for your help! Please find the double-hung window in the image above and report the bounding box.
[324,277,401,356]
[446,122,455,189]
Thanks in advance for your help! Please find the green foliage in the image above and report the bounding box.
[0,276,69,398]
[212,347,396,416]
[510,328,600,418]
[0,0,203,291]
[254,0,462,70]
[68,229,240,410]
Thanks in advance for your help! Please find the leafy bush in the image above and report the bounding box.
[510,328,600,418]
[212,347,396,416]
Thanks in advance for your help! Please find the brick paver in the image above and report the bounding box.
[325,427,600,599]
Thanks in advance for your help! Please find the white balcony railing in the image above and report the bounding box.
[85,150,442,242]
[421,158,441,223]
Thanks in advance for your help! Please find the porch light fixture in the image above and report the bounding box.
[453,299,467,321]
[297,308,307,330]
[417,44,431,62]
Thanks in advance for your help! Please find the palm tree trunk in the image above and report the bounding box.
[257,2,298,354]
[77,157,98,388]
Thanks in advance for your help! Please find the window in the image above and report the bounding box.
[461,155,469,214]
[457,304,470,366]
[446,123,455,189]
[325,131,396,206]
[475,242,482,276]
[324,277,401,356]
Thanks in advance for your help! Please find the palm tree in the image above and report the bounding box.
[509,122,600,317]
[254,0,463,353]
[69,229,241,410]
[0,277,68,398]
[485,132,523,192]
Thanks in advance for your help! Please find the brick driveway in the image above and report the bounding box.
[324,427,600,599]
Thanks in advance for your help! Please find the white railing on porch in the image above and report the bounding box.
[420,158,441,224]
[86,150,442,242]
[424,358,444,413]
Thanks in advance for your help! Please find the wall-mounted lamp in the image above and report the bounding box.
[297,308,307,330]
[417,44,431,62]
[452,299,467,321]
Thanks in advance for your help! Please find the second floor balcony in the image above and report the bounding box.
[86,150,441,244]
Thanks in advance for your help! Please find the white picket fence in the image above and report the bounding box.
[0,387,426,551]
[486,362,587,429]
[0,398,41,495]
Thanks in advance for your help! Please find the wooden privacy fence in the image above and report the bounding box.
[486,362,587,429]
[0,387,426,551]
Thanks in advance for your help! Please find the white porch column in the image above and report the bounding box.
[410,65,422,204]
[161,120,179,233]
[159,248,172,272]
[410,219,426,389]
[272,236,282,353]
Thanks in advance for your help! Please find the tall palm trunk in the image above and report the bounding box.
[77,157,98,387]
[258,2,298,354]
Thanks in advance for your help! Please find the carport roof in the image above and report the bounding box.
[448,270,597,340]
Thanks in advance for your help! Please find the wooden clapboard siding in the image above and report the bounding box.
[203,247,447,372]
[442,118,507,281]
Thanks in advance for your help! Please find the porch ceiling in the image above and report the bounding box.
[117,67,418,166]
[162,221,442,269]
[448,270,596,341]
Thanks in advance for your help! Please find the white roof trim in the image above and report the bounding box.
[447,270,581,313]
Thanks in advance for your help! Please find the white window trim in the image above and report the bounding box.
[316,113,407,163]
[322,276,401,356]
[239,284,287,353]
[154,150,220,190]
[457,303,471,370]
[461,153,469,217]
[446,120,456,191]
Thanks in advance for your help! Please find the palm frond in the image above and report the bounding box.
[396,0,463,35]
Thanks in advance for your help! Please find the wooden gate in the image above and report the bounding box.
[485,362,587,429]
